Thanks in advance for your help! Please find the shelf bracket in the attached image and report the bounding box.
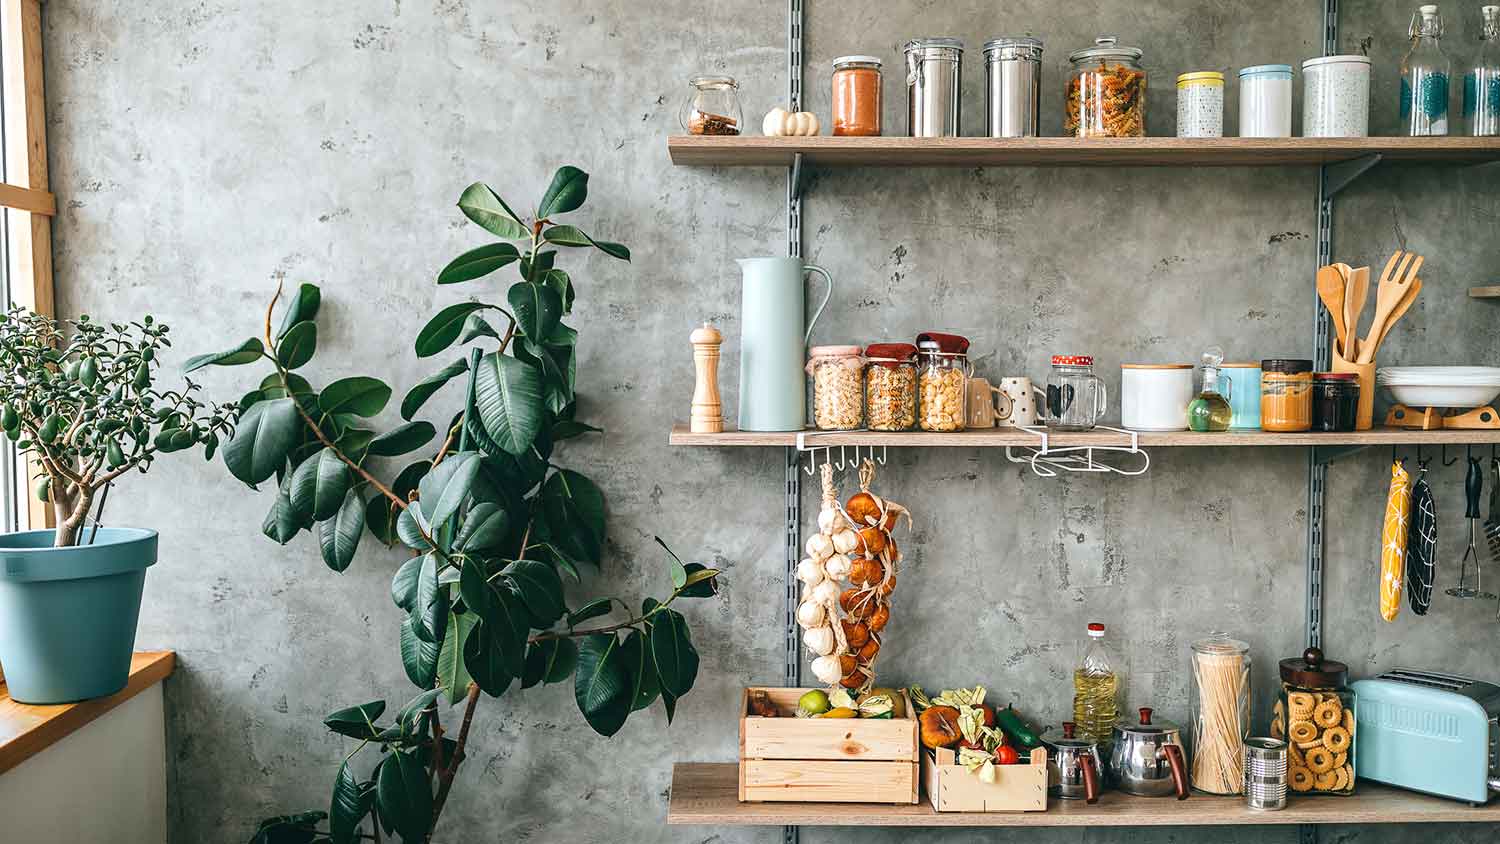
[1325,153,1382,197]
[789,152,806,201]
[1299,823,1320,844]
[1313,443,1372,465]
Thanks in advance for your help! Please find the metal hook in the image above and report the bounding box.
[1443,443,1459,467]
[878,445,888,466]
[1416,442,1430,470]
[836,445,847,471]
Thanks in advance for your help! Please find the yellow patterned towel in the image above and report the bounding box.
[1380,460,1411,622]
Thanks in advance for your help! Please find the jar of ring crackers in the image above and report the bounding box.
[1272,647,1355,796]
[916,332,971,432]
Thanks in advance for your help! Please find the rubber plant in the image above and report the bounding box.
[0,309,232,546]
[193,167,720,844]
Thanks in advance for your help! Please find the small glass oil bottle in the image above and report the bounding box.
[1188,346,1233,432]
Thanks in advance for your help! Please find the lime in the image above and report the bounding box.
[798,689,831,715]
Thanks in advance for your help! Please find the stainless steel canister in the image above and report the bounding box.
[983,37,1043,137]
[905,37,964,137]
[1243,738,1288,810]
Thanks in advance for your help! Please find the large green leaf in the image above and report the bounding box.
[319,377,391,418]
[369,463,427,547]
[522,637,578,689]
[489,582,530,677]
[366,421,435,458]
[457,183,528,239]
[575,633,629,736]
[290,447,352,522]
[540,469,606,566]
[278,283,321,338]
[435,610,478,706]
[323,700,386,740]
[329,759,373,844]
[568,598,613,626]
[551,419,602,441]
[507,282,562,342]
[437,242,521,285]
[318,488,365,573]
[504,559,564,625]
[399,615,439,688]
[622,629,660,712]
[463,621,512,697]
[412,553,447,644]
[183,337,264,373]
[540,268,575,314]
[396,688,444,737]
[538,165,588,218]
[396,508,432,552]
[472,352,544,455]
[417,451,480,531]
[375,751,431,843]
[250,811,326,844]
[401,357,468,421]
[277,321,317,370]
[459,312,501,344]
[543,224,630,261]
[453,503,509,554]
[650,608,699,698]
[415,302,489,357]
[225,398,302,486]
[261,469,304,544]
[390,555,423,612]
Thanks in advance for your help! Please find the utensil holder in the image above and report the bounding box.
[1330,352,1374,430]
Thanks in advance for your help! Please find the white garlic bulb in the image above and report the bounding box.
[811,578,840,605]
[810,655,843,685]
[796,600,825,628]
[800,581,814,603]
[832,528,859,555]
[805,533,834,561]
[796,558,824,586]
[823,554,852,580]
[802,625,836,656]
[817,506,846,535]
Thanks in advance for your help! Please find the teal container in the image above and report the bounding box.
[736,257,834,431]
[1221,363,1262,430]
[0,528,157,704]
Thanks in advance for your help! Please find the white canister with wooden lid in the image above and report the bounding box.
[1121,364,1194,431]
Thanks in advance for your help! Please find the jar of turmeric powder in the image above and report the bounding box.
[832,56,883,136]
[1260,359,1313,432]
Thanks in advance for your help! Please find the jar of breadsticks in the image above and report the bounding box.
[1273,647,1355,796]
[916,332,971,432]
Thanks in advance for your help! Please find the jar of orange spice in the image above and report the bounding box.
[832,56,883,136]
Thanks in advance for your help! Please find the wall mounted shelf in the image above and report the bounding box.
[667,763,1500,828]
[1469,285,1500,298]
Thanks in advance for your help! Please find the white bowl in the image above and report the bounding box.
[1384,382,1500,409]
[1378,366,1500,385]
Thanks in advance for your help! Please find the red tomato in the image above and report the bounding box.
[993,745,1021,765]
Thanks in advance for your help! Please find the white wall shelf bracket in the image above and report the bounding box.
[1004,426,1151,477]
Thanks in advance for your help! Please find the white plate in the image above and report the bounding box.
[1384,382,1500,408]
[1378,366,1500,383]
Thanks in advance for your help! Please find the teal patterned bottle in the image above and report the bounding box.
[1466,5,1500,136]
[1401,4,1451,135]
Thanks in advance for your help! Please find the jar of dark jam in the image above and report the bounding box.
[1312,372,1360,432]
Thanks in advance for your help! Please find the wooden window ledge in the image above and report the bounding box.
[0,650,175,776]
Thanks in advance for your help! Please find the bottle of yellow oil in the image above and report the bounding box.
[1072,622,1121,743]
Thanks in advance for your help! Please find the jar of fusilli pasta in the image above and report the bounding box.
[1272,647,1355,796]
[1066,37,1147,137]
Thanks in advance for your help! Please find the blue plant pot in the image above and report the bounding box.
[0,527,157,704]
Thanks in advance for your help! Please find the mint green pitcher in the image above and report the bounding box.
[736,257,834,431]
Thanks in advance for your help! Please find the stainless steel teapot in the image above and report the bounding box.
[1041,721,1102,802]
[1109,707,1189,799]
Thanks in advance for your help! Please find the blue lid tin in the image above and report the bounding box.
[1239,64,1293,78]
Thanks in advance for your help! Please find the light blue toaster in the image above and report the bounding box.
[1352,668,1500,804]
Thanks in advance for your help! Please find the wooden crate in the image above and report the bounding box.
[923,746,1049,812]
[738,687,919,804]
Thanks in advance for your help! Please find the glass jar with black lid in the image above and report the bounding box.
[1312,372,1360,432]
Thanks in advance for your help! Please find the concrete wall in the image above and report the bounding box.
[41,1,1498,842]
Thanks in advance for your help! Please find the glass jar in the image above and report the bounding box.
[864,343,917,431]
[1066,36,1147,137]
[1401,4,1451,136]
[1312,372,1361,432]
[680,75,742,135]
[1260,359,1313,432]
[807,345,865,431]
[1176,71,1224,138]
[916,333,971,432]
[1188,633,1252,795]
[833,56,883,136]
[1465,4,1500,137]
[1273,647,1355,796]
[1046,355,1108,431]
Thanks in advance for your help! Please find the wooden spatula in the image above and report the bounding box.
[1317,265,1349,356]
[1367,276,1423,357]
[1359,254,1422,364]
[1344,265,1369,360]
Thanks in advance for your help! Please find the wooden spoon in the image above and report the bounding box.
[1317,265,1349,357]
[1368,277,1422,356]
[1344,265,1369,360]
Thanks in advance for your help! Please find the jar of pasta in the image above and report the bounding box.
[1066,36,1147,137]
[1260,359,1313,432]
[807,345,865,430]
[833,56,883,136]
[1272,648,1355,796]
[864,343,917,431]
[916,333,971,432]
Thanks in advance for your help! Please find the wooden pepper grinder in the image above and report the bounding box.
[690,323,724,433]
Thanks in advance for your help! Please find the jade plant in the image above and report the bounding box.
[191,167,719,844]
[0,309,232,546]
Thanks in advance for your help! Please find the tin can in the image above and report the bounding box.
[1239,65,1294,137]
[984,37,1043,137]
[905,38,963,137]
[1176,71,1224,137]
[1303,55,1371,137]
[1243,738,1288,810]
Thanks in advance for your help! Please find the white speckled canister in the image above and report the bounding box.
[1238,64,1294,137]
[1302,55,1371,137]
[1177,71,1224,137]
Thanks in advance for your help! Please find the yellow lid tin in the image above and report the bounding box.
[1176,71,1225,88]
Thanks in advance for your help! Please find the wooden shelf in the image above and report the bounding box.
[0,650,175,776]
[671,423,1500,448]
[1469,286,1500,298]
[668,136,1500,168]
[667,763,1500,827]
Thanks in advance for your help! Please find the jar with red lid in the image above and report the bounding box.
[807,345,865,430]
[917,333,971,432]
[864,343,917,431]
[1046,355,1108,431]
[1312,372,1360,432]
